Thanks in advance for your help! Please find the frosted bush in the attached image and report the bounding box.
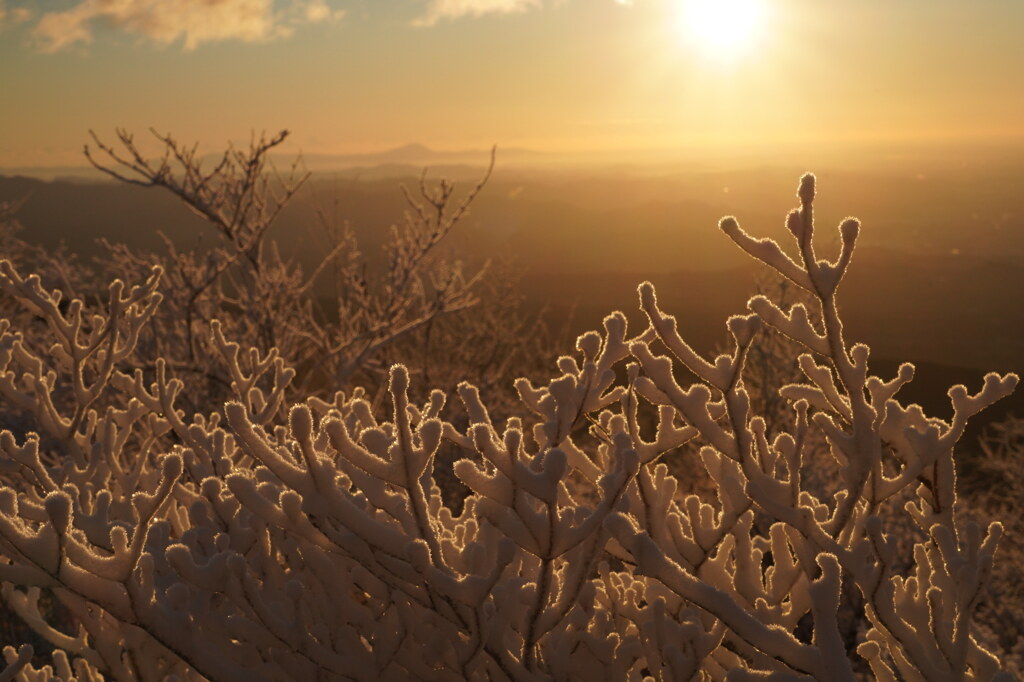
[86,128,494,402]
[0,174,1016,680]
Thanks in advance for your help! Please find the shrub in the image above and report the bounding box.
[86,128,497,402]
[0,173,1016,680]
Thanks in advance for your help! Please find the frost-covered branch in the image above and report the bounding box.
[0,173,1016,681]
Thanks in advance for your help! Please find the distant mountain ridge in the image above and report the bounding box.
[273,142,539,172]
[0,143,540,182]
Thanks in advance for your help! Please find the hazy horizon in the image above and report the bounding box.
[6,133,1024,182]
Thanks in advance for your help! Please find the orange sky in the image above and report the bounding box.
[1,0,1023,167]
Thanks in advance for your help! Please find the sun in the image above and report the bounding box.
[677,0,766,58]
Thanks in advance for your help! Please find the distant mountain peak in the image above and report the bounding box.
[387,143,433,155]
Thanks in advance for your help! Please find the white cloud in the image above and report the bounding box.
[32,0,344,53]
[415,0,543,26]
[414,0,636,26]
[0,2,33,29]
[302,0,344,23]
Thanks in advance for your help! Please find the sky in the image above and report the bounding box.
[1,0,1023,167]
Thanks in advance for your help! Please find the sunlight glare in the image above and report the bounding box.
[678,0,766,59]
